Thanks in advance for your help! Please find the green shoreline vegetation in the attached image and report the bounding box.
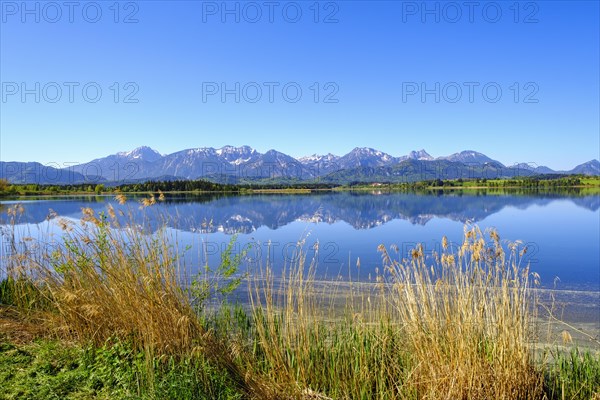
[0,175,599,197]
[1,199,599,399]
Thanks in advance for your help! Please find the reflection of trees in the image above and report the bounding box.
[2,191,598,234]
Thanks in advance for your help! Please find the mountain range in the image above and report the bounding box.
[1,146,599,185]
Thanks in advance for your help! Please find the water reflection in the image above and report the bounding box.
[1,191,598,234]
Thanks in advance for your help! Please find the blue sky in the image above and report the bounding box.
[1,0,598,170]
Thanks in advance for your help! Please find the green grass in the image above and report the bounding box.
[0,332,243,400]
[0,339,105,400]
[2,316,598,400]
[544,349,600,400]
[580,176,600,186]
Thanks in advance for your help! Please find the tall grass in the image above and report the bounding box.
[246,226,545,398]
[245,242,399,398]
[0,200,262,397]
[13,204,200,354]
[379,226,543,398]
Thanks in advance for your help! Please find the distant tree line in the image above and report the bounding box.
[344,175,593,190]
[116,180,234,192]
[0,175,595,197]
[0,178,340,196]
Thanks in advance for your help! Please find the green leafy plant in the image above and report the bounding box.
[190,235,249,314]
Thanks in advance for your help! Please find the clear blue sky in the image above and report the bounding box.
[1,0,598,170]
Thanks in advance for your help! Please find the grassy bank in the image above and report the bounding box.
[2,329,598,400]
[1,201,599,399]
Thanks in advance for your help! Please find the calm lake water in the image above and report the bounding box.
[1,190,599,292]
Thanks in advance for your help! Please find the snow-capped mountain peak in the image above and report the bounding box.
[298,153,339,163]
[187,147,217,156]
[117,146,162,162]
[215,145,259,164]
[335,147,395,169]
[438,150,503,166]
[298,154,321,163]
[216,145,255,155]
[407,149,433,161]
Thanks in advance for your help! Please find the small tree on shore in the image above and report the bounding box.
[0,179,9,193]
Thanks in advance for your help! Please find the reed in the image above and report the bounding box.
[378,226,543,398]
[246,226,546,398]
[1,199,270,397]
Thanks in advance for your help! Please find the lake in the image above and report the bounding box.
[1,190,599,292]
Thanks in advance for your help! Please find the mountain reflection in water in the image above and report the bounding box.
[1,191,598,234]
